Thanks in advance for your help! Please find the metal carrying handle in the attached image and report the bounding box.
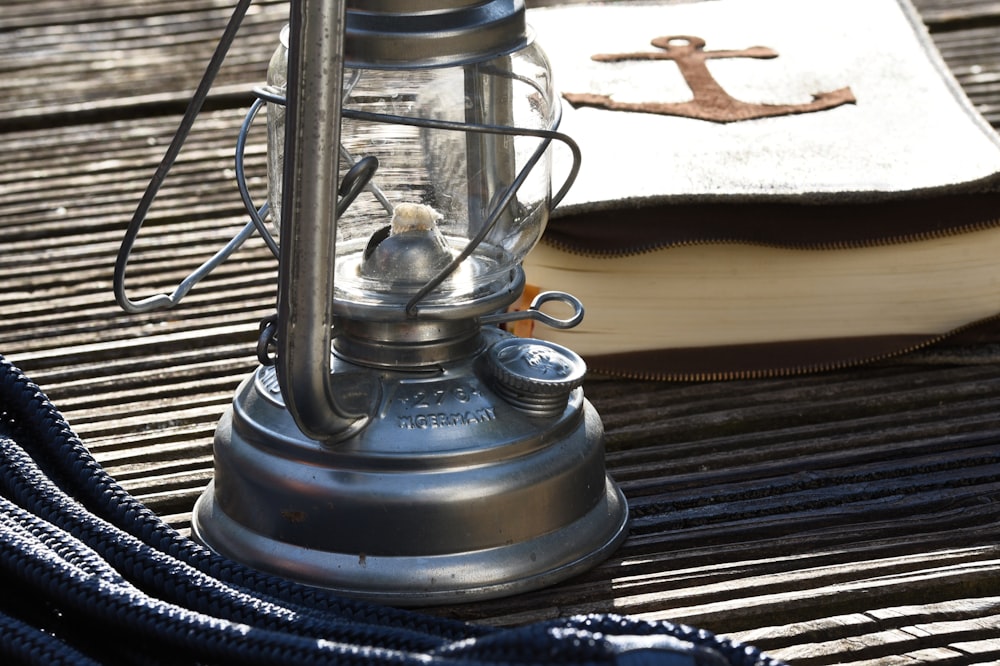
[112,14,379,314]
[113,0,256,314]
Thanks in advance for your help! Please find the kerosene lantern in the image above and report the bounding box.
[115,0,627,605]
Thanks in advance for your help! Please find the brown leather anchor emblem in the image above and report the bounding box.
[563,35,856,123]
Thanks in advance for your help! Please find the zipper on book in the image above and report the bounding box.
[540,216,1000,258]
[540,190,1000,258]
[527,215,1000,382]
[588,314,1000,382]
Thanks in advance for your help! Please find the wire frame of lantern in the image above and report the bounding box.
[115,1,581,324]
[249,38,582,318]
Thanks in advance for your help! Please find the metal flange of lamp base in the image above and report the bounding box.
[191,332,629,606]
[194,477,627,605]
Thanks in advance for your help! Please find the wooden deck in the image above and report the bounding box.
[2,1,999,663]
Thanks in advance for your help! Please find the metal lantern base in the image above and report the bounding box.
[194,477,626,605]
[192,329,628,605]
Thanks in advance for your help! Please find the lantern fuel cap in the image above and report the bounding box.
[488,337,588,416]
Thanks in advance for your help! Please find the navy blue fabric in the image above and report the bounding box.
[0,353,785,666]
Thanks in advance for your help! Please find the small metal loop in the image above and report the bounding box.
[529,291,586,329]
[480,290,585,330]
[257,314,278,366]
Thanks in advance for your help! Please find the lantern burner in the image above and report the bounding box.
[360,203,455,284]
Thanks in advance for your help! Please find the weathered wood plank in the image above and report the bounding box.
[0,1,289,125]
[0,0,259,30]
[946,638,1000,660]
[733,597,1000,662]
[3,0,1000,130]
[913,0,1000,26]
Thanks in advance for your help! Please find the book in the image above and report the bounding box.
[516,0,1000,380]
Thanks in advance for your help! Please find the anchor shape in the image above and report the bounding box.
[563,35,856,123]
